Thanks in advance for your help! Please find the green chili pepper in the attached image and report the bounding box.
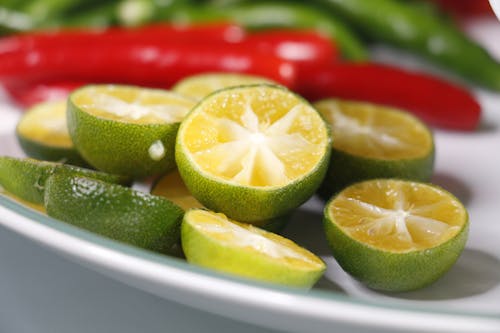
[116,0,190,27]
[38,2,119,29]
[168,2,367,61]
[312,0,500,90]
[20,0,108,26]
[0,7,35,35]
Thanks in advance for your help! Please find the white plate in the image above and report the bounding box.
[1,22,500,333]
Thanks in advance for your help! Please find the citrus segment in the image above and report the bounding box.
[182,209,325,288]
[16,100,88,166]
[324,179,468,291]
[314,99,434,195]
[68,85,196,177]
[176,85,330,221]
[172,73,275,101]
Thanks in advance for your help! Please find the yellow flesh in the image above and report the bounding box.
[187,209,324,269]
[152,170,203,210]
[17,100,73,147]
[316,100,432,160]
[328,180,467,252]
[173,73,275,101]
[72,85,196,124]
[181,86,329,187]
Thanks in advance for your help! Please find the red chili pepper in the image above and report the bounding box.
[0,25,342,95]
[297,63,481,131]
[3,81,84,107]
[426,0,494,18]
[242,30,338,74]
[0,23,246,57]
[0,42,297,88]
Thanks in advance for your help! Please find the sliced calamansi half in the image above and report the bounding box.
[172,72,276,101]
[182,209,325,288]
[16,100,88,166]
[314,99,434,196]
[151,169,289,232]
[324,179,469,292]
[175,84,331,222]
[67,84,196,178]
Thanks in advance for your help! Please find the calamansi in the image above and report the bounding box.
[324,179,468,291]
[67,84,196,178]
[175,85,331,222]
[16,100,88,166]
[45,173,183,254]
[315,99,434,196]
[182,209,325,288]
[172,72,275,101]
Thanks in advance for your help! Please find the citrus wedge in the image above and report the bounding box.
[67,84,196,178]
[0,156,128,205]
[314,99,434,196]
[182,209,325,288]
[16,100,88,166]
[324,179,469,291]
[172,73,275,101]
[175,85,331,222]
[45,174,183,254]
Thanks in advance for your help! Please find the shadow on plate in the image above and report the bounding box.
[475,118,498,133]
[281,200,331,258]
[431,172,472,206]
[384,248,500,300]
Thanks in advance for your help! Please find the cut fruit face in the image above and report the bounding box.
[184,209,324,270]
[327,179,468,252]
[180,85,329,187]
[315,100,433,160]
[71,85,196,124]
[151,170,204,211]
[17,100,72,148]
[172,73,275,101]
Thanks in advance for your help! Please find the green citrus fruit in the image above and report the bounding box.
[67,84,196,178]
[175,85,331,222]
[16,100,88,166]
[324,179,469,292]
[182,209,325,288]
[0,156,128,205]
[172,72,276,101]
[314,99,434,196]
[45,173,183,254]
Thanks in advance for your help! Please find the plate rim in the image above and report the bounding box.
[1,195,499,332]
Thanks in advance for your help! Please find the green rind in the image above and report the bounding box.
[175,85,331,222]
[16,132,90,167]
[323,181,469,292]
[181,211,325,288]
[67,85,182,178]
[45,174,184,254]
[0,156,128,204]
[320,145,435,198]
